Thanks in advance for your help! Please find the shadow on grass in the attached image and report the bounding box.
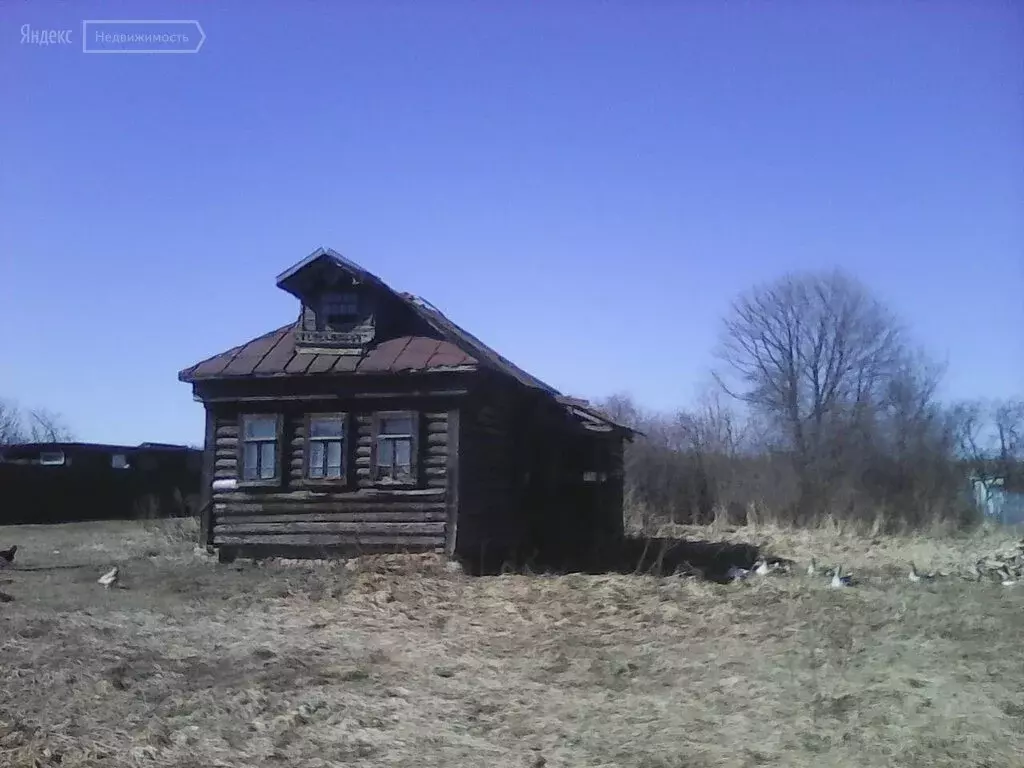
[459,536,767,582]
[10,564,89,572]
[217,537,770,584]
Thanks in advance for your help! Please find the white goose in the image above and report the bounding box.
[830,564,853,589]
[999,567,1017,587]
[806,557,818,577]
[98,566,119,588]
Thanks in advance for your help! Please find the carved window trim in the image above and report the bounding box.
[301,412,351,488]
[370,410,420,488]
[237,413,283,487]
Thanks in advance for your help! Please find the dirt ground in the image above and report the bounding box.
[1,518,1023,768]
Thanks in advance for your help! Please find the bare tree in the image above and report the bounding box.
[0,399,24,444]
[953,397,1024,482]
[713,270,941,520]
[994,399,1024,464]
[27,408,75,442]
[599,392,646,432]
[0,399,74,445]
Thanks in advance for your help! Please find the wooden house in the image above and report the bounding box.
[179,247,636,567]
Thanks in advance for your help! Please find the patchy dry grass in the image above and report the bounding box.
[1,519,1024,767]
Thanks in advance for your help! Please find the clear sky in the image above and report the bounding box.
[1,1,1021,446]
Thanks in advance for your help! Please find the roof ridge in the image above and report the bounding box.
[399,294,560,395]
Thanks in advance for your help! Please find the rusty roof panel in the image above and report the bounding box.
[425,342,475,368]
[253,328,299,374]
[391,337,443,372]
[220,326,291,376]
[283,350,315,375]
[357,337,413,373]
[306,354,340,374]
[330,354,360,374]
[185,342,245,379]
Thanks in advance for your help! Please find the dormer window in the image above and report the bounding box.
[280,253,377,349]
[322,291,359,330]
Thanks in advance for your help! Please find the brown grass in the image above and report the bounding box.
[1,518,1023,767]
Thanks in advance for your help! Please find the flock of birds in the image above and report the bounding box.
[725,556,857,588]
[0,544,120,596]
[725,543,1024,589]
[3,537,1024,598]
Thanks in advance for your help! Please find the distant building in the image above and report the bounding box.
[0,442,201,524]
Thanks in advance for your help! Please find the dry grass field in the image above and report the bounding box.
[2,518,1024,768]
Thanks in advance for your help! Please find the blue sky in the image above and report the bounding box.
[1,2,1021,446]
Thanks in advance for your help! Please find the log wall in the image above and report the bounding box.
[209,400,453,552]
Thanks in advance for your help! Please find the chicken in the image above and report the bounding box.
[98,566,119,588]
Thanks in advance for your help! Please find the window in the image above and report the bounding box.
[307,414,346,480]
[240,414,280,483]
[39,451,65,466]
[372,412,417,484]
[111,453,130,470]
[321,291,359,330]
[301,304,317,331]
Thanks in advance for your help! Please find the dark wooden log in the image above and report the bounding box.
[214,521,445,536]
[215,534,445,547]
[199,406,217,548]
[354,441,446,459]
[216,510,447,524]
[445,407,460,556]
[214,488,446,503]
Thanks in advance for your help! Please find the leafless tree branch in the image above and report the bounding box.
[0,399,74,445]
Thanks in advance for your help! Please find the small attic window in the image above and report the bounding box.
[321,291,359,330]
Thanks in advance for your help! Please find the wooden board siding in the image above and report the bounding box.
[455,388,522,560]
[209,401,451,552]
[199,407,216,547]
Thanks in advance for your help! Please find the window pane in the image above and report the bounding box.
[326,442,343,475]
[308,441,325,478]
[259,443,276,479]
[243,443,259,480]
[395,439,411,469]
[310,417,344,439]
[324,292,358,313]
[243,416,276,440]
[381,416,413,435]
[378,438,394,467]
[111,454,129,470]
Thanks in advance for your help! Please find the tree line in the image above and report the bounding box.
[0,399,74,445]
[598,270,1022,532]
